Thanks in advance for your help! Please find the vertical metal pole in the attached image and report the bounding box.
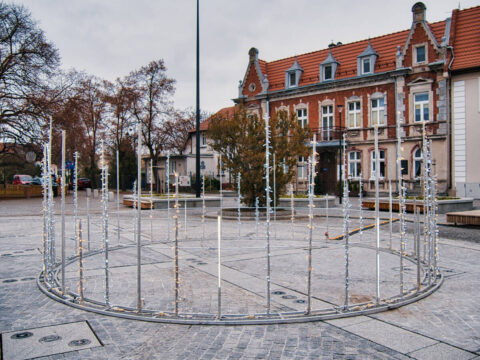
[265,109,272,315]
[237,173,241,239]
[415,204,421,291]
[374,124,380,304]
[202,174,205,241]
[290,184,295,241]
[219,154,223,211]
[326,192,329,239]
[166,151,170,241]
[61,130,66,294]
[195,0,201,198]
[101,141,110,308]
[359,176,363,242]
[306,134,316,314]
[116,150,120,245]
[136,123,142,312]
[150,159,153,242]
[389,180,393,249]
[87,194,91,251]
[42,144,48,278]
[342,133,351,310]
[273,153,277,241]
[217,215,222,319]
[78,219,84,302]
[73,152,78,254]
[184,198,187,240]
[174,173,179,315]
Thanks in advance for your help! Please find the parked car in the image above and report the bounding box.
[77,178,91,189]
[12,174,33,185]
[31,177,43,185]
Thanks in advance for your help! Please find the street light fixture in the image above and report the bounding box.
[337,104,344,205]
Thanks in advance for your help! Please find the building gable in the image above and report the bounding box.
[239,48,268,98]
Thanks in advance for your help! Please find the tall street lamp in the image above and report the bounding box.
[337,104,344,204]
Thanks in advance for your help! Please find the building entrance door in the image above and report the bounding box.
[317,151,336,194]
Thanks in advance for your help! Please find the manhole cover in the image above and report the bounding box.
[11,332,33,339]
[295,299,306,304]
[272,291,286,295]
[3,279,17,283]
[21,277,36,281]
[69,339,91,347]
[39,335,62,343]
[282,295,297,299]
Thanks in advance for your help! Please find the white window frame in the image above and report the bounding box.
[361,58,371,75]
[347,101,362,128]
[414,44,427,65]
[297,156,307,180]
[414,148,422,179]
[289,72,297,87]
[370,97,386,126]
[414,92,430,122]
[323,64,333,81]
[370,150,385,179]
[348,151,361,179]
[200,133,207,147]
[297,108,308,128]
[321,105,334,140]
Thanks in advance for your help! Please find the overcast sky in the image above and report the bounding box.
[11,0,479,114]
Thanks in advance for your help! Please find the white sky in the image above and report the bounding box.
[11,0,480,114]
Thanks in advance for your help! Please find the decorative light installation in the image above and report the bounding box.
[166,151,170,241]
[116,150,120,245]
[264,110,272,314]
[136,123,142,312]
[61,130,66,294]
[389,180,393,249]
[73,151,79,254]
[358,176,363,242]
[399,182,407,295]
[374,124,380,304]
[41,144,48,281]
[173,172,180,316]
[217,215,222,319]
[150,159,153,242]
[86,190,91,251]
[290,184,295,242]
[306,134,317,314]
[237,173,242,239]
[255,197,260,241]
[77,220,84,302]
[342,132,351,310]
[101,140,110,308]
[46,119,55,285]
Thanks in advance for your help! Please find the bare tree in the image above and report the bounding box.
[0,2,60,151]
[126,60,175,190]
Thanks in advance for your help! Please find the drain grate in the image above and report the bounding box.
[39,335,62,343]
[272,290,286,295]
[2,321,101,360]
[10,332,33,340]
[295,299,306,304]
[69,339,91,347]
[282,295,297,299]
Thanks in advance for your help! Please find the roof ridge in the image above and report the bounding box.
[261,19,446,65]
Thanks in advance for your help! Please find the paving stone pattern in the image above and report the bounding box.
[0,195,479,359]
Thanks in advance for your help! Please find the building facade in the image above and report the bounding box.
[233,2,473,196]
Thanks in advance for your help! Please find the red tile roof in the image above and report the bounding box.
[261,20,447,92]
[451,6,480,71]
[190,106,236,133]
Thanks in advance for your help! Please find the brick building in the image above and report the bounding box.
[233,2,466,196]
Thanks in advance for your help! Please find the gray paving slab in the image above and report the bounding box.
[338,318,438,354]
[407,342,477,360]
[1,321,101,360]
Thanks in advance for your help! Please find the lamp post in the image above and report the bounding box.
[337,104,344,204]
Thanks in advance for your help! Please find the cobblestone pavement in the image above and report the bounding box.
[1,194,479,359]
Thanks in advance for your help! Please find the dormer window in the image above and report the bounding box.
[285,58,303,89]
[414,44,426,64]
[357,40,378,76]
[320,50,339,82]
[289,72,297,87]
[324,65,333,80]
[362,58,371,74]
